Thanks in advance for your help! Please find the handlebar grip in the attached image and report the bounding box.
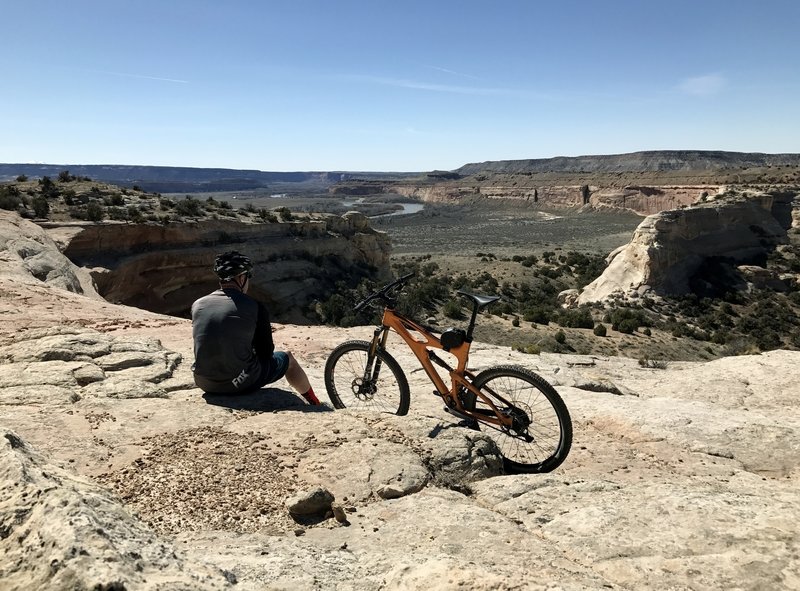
[352,272,417,312]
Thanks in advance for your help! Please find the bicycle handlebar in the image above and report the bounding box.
[354,272,415,312]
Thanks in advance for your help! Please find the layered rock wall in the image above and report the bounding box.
[42,212,391,322]
[347,182,717,216]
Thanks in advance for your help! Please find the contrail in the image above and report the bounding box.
[92,69,190,84]
[424,65,481,80]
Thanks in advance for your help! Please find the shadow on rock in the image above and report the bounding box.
[202,388,333,413]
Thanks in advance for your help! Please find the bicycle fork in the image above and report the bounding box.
[356,326,390,398]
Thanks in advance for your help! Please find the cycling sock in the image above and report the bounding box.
[302,387,321,405]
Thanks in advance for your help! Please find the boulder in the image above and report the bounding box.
[579,197,789,303]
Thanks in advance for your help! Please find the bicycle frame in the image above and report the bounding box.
[369,306,514,429]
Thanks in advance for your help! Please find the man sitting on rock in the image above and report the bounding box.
[190,250,320,404]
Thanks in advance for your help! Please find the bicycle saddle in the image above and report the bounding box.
[456,290,501,309]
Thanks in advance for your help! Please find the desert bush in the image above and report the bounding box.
[175,196,203,217]
[522,305,552,325]
[128,206,145,223]
[107,206,128,221]
[0,186,23,210]
[258,209,277,222]
[15,174,27,182]
[443,298,462,319]
[105,193,125,206]
[512,317,520,327]
[554,329,566,344]
[86,201,104,221]
[555,307,594,329]
[62,189,77,205]
[722,337,757,356]
[593,323,607,337]
[31,196,49,218]
[57,170,75,182]
[513,343,541,355]
[638,356,668,369]
[318,293,352,326]
[38,176,60,199]
[606,307,650,333]
[420,261,439,277]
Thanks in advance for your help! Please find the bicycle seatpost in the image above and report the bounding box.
[466,301,480,341]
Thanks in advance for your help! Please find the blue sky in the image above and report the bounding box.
[2,0,798,171]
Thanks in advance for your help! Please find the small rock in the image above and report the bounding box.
[331,503,349,524]
[286,486,335,516]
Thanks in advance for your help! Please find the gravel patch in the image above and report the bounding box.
[98,426,303,534]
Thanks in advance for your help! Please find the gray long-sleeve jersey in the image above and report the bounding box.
[190,288,274,394]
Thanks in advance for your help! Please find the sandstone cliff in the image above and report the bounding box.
[578,193,795,303]
[41,211,390,322]
[384,182,715,216]
[1,223,799,590]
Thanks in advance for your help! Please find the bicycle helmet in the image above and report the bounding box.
[213,251,253,281]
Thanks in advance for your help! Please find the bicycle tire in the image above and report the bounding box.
[324,340,410,415]
[470,365,572,473]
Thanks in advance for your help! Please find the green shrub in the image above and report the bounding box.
[522,305,552,325]
[0,186,23,210]
[593,323,607,337]
[258,209,277,222]
[31,196,49,218]
[443,298,462,319]
[555,307,594,329]
[86,201,105,221]
[16,174,28,182]
[554,329,566,344]
[607,307,649,333]
[128,206,145,223]
[175,196,203,217]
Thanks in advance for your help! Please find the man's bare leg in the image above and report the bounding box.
[285,352,319,404]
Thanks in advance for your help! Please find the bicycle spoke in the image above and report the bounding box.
[324,340,410,415]
[472,366,572,473]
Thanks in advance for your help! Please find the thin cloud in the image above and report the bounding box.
[424,65,481,81]
[93,70,190,84]
[349,74,514,96]
[677,74,726,96]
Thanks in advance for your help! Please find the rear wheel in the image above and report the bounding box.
[471,365,572,473]
[324,340,410,415]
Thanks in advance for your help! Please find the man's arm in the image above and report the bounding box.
[253,302,275,361]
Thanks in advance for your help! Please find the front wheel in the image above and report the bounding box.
[324,340,410,415]
[471,365,572,473]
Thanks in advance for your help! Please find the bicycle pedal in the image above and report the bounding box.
[442,406,471,421]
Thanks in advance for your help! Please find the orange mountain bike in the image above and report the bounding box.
[324,273,572,473]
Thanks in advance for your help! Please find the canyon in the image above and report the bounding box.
[39,211,390,322]
[1,206,799,590]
